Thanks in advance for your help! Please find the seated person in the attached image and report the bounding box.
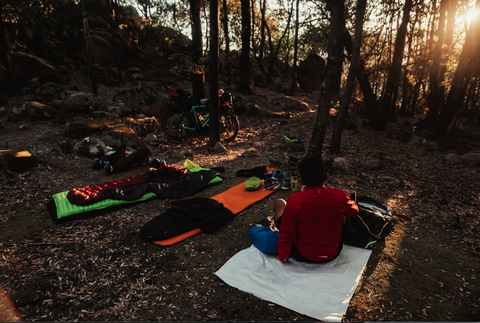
[274,155,359,263]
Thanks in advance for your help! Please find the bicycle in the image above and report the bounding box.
[162,89,240,144]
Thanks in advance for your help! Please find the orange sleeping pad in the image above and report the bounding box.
[153,169,278,246]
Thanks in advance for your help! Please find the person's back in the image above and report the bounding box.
[278,185,358,261]
[276,155,358,262]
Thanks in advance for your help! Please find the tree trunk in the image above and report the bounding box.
[433,0,480,136]
[0,15,20,94]
[266,5,292,85]
[425,0,448,126]
[221,0,232,84]
[80,0,98,95]
[289,0,300,95]
[107,0,123,84]
[373,0,413,131]
[191,0,205,100]
[330,0,367,155]
[255,0,268,83]
[307,0,345,157]
[239,0,253,94]
[209,0,221,145]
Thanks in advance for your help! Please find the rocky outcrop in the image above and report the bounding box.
[10,52,59,81]
[12,102,59,120]
[62,93,96,115]
[297,54,325,93]
[66,111,124,138]
[35,82,68,101]
[111,84,169,117]
[272,96,311,112]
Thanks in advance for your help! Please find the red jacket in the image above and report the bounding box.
[277,186,359,262]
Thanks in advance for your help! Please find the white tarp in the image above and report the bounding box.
[215,245,372,322]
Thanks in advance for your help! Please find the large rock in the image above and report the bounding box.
[90,125,139,148]
[10,52,59,81]
[12,102,58,120]
[297,54,325,93]
[272,96,311,112]
[35,82,68,101]
[124,117,159,137]
[111,85,169,117]
[460,152,480,165]
[107,102,132,116]
[89,35,115,66]
[252,71,267,88]
[66,111,124,138]
[73,137,106,158]
[0,150,38,172]
[62,92,96,115]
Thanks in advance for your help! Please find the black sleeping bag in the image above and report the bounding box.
[139,197,235,241]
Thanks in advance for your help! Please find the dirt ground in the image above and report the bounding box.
[1,79,479,321]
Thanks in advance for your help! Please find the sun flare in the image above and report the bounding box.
[465,9,478,25]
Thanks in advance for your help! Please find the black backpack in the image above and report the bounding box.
[342,194,394,249]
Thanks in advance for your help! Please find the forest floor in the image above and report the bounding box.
[0,76,479,322]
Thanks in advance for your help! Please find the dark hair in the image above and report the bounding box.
[298,155,325,187]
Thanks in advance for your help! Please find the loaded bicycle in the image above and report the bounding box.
[162,89,239,143]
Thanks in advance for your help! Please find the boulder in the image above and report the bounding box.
[460,152,480,165]
[87,13,110,30]
[111,85,169,117]
[90,125,139,148]
[73,137,106,158]
[273,96,311,112]
[89,35,115,66]
[13,102,58,120]
[0,150,37,172]
[10,52,59,81]
[35,82,68,101]
[66,111,123,138]
[252,71,267,88]
[63,92,96,115]
[107,103,132,116]
[124,116,159,137]
[297,54,325,93]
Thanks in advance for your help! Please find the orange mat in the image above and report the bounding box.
[153,177,277,246]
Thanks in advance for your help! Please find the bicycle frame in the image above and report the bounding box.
[169,95,233,132]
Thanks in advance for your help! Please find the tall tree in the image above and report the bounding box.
[209,0,221,145]
[80,0,98,95]
[221,0,232,84]
[307,0,345,157]
[373,0,413,130]
[239,0,254,94]
[191,0,206,100]
[106,0,123,84]
[0,4,20,94]
[330,0,367,154]
[289,0,300,95]
[433,0,480,136]
[425,0,449,127]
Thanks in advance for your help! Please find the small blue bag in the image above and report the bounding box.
[248,225,279,254]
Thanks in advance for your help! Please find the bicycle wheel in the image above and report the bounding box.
[219,112,239,142]
[162,111,196,143]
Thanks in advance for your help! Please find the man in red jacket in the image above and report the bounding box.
[274,155,359,263]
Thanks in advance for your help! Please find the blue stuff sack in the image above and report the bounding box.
[249,225,279,254]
